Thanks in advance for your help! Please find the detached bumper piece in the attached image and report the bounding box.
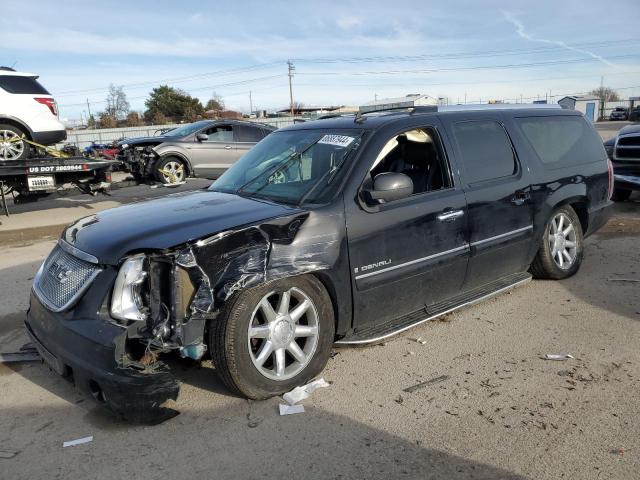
[25,298,180,424]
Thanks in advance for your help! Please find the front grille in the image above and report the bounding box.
[34,244,100,312]
[615,135,640,161]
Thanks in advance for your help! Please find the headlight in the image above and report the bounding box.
[111,255,148,322]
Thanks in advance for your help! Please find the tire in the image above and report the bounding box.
[0,123,30,161]
[611,188,632,202]
[154,156,186,184]
[529,205,584,280]
[210,274,335,399]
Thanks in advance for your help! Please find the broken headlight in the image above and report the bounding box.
[111,254,148,322]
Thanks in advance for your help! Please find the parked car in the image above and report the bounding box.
[603,124,640,201]
[26,104,612,420]
[609,107,629,121]
[0,67,66,161]
[117,119,276,183]
[629,106,640,122]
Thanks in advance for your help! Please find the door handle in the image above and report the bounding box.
[437,209,464,222]
[511,190,531,206]
[224,145,232,150]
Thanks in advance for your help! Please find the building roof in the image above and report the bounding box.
[558,95,600,102]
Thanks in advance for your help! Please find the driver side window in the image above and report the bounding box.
[367,127,452,195]
[204,125,233,142]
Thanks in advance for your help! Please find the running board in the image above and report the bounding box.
[335,272,532,345]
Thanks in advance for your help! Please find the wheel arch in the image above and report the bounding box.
[0,116,33,140]
[155,149,194,177]
[308,270,349,338]
[552,195,589,234]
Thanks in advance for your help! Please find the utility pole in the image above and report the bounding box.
[600,75,605,120]
[249,91,253,115]
[287,60,295,116]
[86,98,92,119]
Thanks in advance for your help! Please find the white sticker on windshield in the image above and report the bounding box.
[317,134,355,148]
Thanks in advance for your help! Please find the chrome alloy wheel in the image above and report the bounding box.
[247,287,320,381]
[548,212,577,269]
[0,130,25,161]
[160,160,185,183]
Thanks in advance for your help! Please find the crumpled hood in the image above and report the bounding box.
[62,190,302,265]
[118,136,168,147]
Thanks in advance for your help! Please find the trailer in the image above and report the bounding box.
[0,156,116,215]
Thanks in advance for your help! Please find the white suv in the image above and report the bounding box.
[0,67,66,161]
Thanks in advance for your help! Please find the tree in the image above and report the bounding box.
[105,84,130,119]
[589,86,620,103]
[150,111,168,125]
[125,111,143,127]
[183,105,200,122]
[144,85,204,122]
[205,92,225,112]
[87,114,96,129]
[98,112,117,128]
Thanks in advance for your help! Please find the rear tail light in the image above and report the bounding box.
[34,97,58,117]
[607,158,614,200]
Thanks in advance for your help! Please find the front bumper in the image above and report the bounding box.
[25,292,179,422]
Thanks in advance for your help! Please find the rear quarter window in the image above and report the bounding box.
[0,76,50,95]
[515,115,605,167]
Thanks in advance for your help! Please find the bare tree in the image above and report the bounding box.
[205,92,225,112]
[125,112,143,127]
[98,111,117,128]
[105,84,130,120]
[589,86,620,103]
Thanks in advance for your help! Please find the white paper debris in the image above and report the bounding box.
[0,450,19,459]
[415,337,427,345]
[544,353,574,361]
[63,436,93,448]
[279,404,305,415]
[283,378,330,405]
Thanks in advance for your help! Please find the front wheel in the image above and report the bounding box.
[210,275,335,399]
[155,156,186,184]
[530,205,584,280]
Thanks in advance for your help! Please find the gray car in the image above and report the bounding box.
[117,120,276,183]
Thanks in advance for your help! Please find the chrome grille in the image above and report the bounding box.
[34,243,100,312]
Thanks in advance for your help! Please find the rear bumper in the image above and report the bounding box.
[25,292,179,422]
[32,129,67,146]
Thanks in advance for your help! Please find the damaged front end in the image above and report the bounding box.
[26,208,340,422]
[117,143,160,181]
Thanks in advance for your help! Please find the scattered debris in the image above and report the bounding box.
[445,410,459,416]
[0,450,19,459]
[279,404,305,415]
[544,353,574,361]
[330,350,340,358]
[415,337,427,345]
[246,411,263,428]
[394,395,404,405]
[613,447,625,456]
[0,351,40,363]
[607,278,640,283]
[403,375,450,393]
[283,378,330,405]
[62,436,93,448]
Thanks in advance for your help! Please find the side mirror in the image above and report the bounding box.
[366,172,413,204]
[196,133,208,142]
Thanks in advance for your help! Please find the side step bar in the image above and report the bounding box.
[335,272,532,345]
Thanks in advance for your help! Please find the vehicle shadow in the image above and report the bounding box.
[1,361,528,480]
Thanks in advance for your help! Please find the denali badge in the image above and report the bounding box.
[354,259,392,274]
[49,261,72,284]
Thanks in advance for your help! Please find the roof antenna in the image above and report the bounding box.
[354,110,365,124]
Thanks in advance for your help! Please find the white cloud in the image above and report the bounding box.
[502,11,615,68]
[336,16,362,30]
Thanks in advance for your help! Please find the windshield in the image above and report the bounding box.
[163,121,211,138]
[210,129,363,205]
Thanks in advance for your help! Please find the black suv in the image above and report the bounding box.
[26,105,612,420]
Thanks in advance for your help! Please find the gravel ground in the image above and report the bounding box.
[0,197,638,480]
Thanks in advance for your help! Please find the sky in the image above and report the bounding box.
[3,0,640,123]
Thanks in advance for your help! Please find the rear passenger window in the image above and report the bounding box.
[453,121,517,184]
[516,116,605,166]
[0,75,50,95]
[236,125,264,142]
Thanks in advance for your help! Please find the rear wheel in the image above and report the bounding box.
[530,205,584,279]
[611,188,632,202]
[155,156,186,184]
[210,275,334,399]
[0,124,29,161]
